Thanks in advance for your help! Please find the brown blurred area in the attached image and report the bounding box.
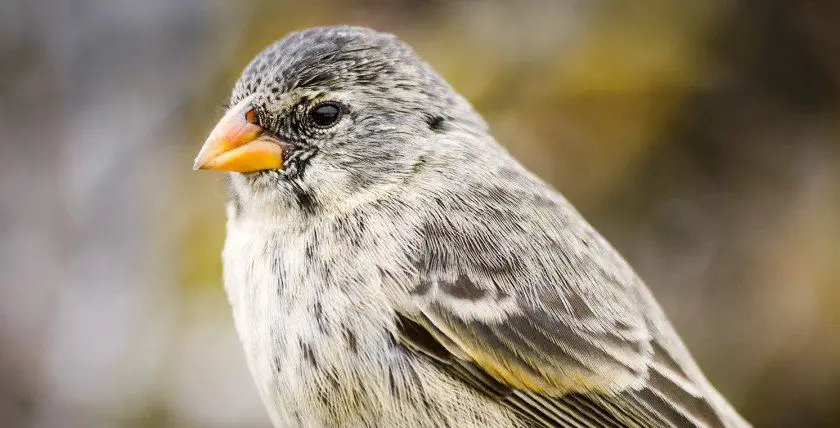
[1,0,838,427]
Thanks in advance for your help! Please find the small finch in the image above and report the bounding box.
[194,26,750,428]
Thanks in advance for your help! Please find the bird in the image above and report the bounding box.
[193,26,750,428]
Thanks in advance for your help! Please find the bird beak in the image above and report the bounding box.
[193,95,285,172]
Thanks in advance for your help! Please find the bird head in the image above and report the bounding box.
[194,26,491,216]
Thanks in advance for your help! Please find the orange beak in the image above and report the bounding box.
[193,95,285,172]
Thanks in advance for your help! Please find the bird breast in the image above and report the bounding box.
[221,204,401,426]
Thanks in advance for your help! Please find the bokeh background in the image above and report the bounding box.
[1,1,838,427]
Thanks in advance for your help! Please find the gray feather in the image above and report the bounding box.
[209,25,750,428]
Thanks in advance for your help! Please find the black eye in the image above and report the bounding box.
[309,102,342,128]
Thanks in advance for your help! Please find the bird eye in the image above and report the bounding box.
[309,102,342,128]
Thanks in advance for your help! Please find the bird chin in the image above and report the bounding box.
[227,170,302,212]
[238,169,287,187]
[227,170,277,198]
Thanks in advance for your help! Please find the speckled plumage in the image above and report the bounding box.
[213,26,750,427]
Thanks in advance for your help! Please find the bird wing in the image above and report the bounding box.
[396,294,725,428]
[393,187,734,427]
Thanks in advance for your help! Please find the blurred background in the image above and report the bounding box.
[1,0,838,427]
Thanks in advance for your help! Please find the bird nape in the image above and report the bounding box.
[193,25,750,428]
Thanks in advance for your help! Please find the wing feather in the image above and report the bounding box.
[396,306,728,427]
[389,177,745,427]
